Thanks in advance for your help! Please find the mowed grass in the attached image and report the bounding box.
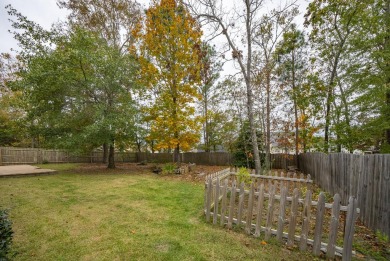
[0,164,316,261]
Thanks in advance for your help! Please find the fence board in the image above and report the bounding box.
[313,192,325,256]
[327,194,341,259]
[245,183,255,234]
[277,186,287,241]
[287,188,299,246]
[265,184,276,240]
[220,179,228,226]
[237,182,245,226]
[255,183,265,237]
[299,189,312,251]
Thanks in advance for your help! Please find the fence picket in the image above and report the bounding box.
[313,192,326,256]
[213,178,220,225]
[277,186,287,241]
[220,179,228,226]
[299,189,312,251]
[245,183,255,234]
[255,183,265,237]
[237,182,245,226]
[342,197,359,261]
[265,184,276,240]
[227,180,236,229]
[287,188,299,246]
[327,193,341,258]
[206,178,212,222]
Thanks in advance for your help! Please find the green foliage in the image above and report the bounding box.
[0,209,13,260]
[237,167,252,185]
[376,230,389,244]
[233,121,264,169]
[162,163,177,175]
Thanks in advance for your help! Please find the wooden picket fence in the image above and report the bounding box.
[204,169,360,261]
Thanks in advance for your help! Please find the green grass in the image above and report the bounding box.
[0,165,317,260]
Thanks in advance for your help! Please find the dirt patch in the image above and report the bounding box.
[68,162,228,184]
[158,164,228,183]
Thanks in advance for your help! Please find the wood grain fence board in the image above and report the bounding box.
[237,182,245,226]
[213,178,220,225]
[327,193,341,259]
[277,186,287,241]
[343,197,359,261]
[220,179,228,226]
[245,183,255,234]
[313,192,326,256]
[205,178,212,222]
[265,184,276,240]
[299,189,312,251]
[255,183,265,237]
[227,180,236,229]
[287,188,299,247]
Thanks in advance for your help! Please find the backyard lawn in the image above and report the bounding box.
[0,163,319,261]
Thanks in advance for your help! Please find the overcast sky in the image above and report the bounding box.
[1,0,309,54]
[0,0,67,53]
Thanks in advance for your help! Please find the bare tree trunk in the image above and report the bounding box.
[265,69,271,171]
[174,144,180,164]
[292,52,299,168]
[244,0,262,174]
[107,141,115,169]
[103,143,108,163]
[185,0,262,174]
[385,0,390,147]
[204,97,210,152]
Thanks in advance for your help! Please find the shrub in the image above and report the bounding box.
[162,163,177,175]
[237,167,252,185]
[0,209,13,260]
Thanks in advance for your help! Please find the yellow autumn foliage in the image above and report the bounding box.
[136,0,202,152]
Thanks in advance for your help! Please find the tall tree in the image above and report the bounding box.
[198,42,223,152]
[275,25,308,165]
[350,0,390,152]
[7,6,139,168]
[253,4,298,169]
[58,0,141,53]
[305,0,363,152]
[136,0,203,163]
[58,0,142,162]
[186,0,269,174]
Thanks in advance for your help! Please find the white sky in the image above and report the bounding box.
[0,0,308,78]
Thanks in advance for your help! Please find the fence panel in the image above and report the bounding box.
[0,147,137,165]
[299,152,390,238]
[204,172,360,260]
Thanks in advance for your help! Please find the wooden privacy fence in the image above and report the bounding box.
[299,152,390,238]
[0,147,299,168]
[0,147,137,165]
[204,169,360,260]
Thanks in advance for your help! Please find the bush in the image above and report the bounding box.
[232,121,265,169]
[0,209,13,260]
[237,167,252,185]
[162,163,177,175]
